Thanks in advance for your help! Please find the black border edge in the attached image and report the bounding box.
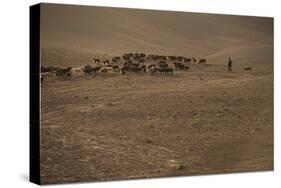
[30,3,41,185]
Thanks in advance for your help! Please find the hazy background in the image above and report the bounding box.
[40,3,273,69]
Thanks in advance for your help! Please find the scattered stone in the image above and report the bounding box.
[106,102,114,106]
[146,139,154,144]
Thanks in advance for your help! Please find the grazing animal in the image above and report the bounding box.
[83,65,96,74]
[94,66,102,72]
[41,66,72,78]
[112,56,121,62]
[158,61,168,67]
[123,63,141,73]
[123,56,130,60]
[158,67,174,75]
[55,67,72,77]
[133,56,140,61]
[132,63,140,67]
[244,66,252,71]
[199,59,207,64]
[146,64,156,75]
[192,57,197,63]
[112,65,120,72]
[184,58,192,63]
[120,69,126,76]
[152,56,158,61]
[150,66,159,75]
[92,58,100,64]
[157,55,167,61]
[173,62,185,71]
[138,59,145,63]
[140,65,147,73]
[184,66,190,70]
[41,72,56,82]
[130,66,142,73]
[70,67,85,77]
[123,60,133,66]
[140,53,146,58]
[66,72,71,77]
[168,56,177,61]
[120,65,131,76]
[122,53,133,60]
[41,66,53,73]
[177,56,184,62]
[146,54,154,60]
[41,66,62,73]
[147,64,156,68]
[103,60,110,65]
[112,57,121,63]
[99,67,113,73]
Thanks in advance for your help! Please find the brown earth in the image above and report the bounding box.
[40,63,273,184]
[39,4,273,184]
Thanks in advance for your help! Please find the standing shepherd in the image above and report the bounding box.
[228,57,232,72]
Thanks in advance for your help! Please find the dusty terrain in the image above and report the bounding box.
[40,62,273,184]
[39,3,273,185]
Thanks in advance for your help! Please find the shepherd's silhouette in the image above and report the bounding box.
[228,57,232,72]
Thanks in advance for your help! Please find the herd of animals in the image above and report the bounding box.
[41,52,251,81]
[40,52,207,81]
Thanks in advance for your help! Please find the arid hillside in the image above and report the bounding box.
[40,3,273,68]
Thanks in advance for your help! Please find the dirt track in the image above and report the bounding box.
[40,66,273,184]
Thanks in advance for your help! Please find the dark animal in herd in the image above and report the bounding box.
[112,65,119,72]
[41,66,72,81]
[83,65,101,74]
[92,58,100,64]
[158,61,169,68]
[184,58,192,63]
[192,57,197,63]
[158,67,173,75]
[173,62,189,71]
[244,66,252,71]
[56,67,72,77]
[198,59,207,64]
[120,61,147,76]
[41,66,72,76]
[102,60,110,65]
[112,56,121,63]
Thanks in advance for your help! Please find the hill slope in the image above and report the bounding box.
[40,3,273,67]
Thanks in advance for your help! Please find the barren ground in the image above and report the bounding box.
[40,64,273,184]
